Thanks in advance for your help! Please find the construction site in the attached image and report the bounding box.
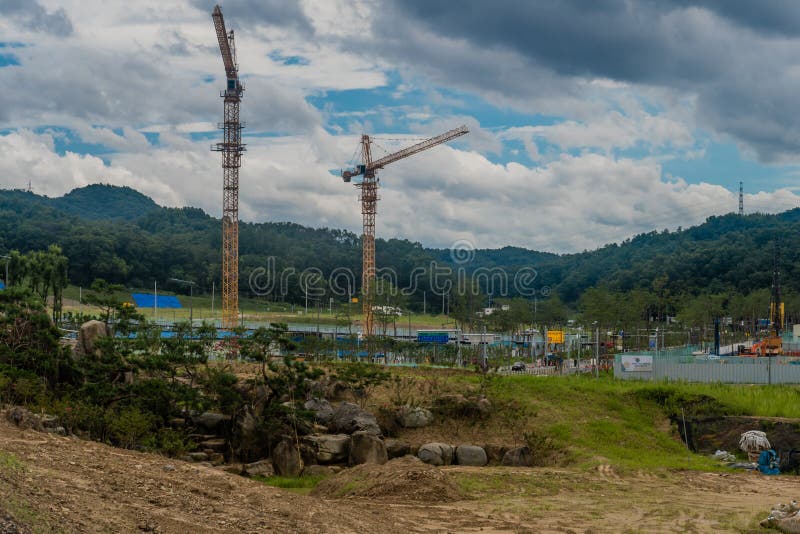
[7,3,800,534]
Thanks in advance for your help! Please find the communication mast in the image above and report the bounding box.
[739,181,744,216]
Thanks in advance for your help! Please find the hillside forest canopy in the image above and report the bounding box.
[2,184,800,332]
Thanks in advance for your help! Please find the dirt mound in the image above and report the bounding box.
[312,455,463,502]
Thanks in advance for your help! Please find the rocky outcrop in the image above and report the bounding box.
[396,406,433,428]
[74,320,110,359]
[242,459,274,478]
[272,440,303,477]
[328,402,381,436]
[417,443,454,466]
[348,431,388,466]
[455,445,487,466]
[501,446,534,467]
[483,444,508,464]
[302,464,334,477]
[304,398,335,426]
[384,438,411,459]
[302,434,350,464]
[6,406,64,434]
[192,412,230,433]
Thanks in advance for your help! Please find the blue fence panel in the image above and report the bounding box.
[131,293,183,308]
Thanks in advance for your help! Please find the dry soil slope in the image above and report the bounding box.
[0,416,523,533]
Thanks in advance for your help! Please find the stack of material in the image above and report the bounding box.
[739,430,771,462]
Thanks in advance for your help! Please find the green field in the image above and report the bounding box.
[60,284,453,328]
[375,370,800,472]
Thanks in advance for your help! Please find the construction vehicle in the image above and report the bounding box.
[747,244,783,356]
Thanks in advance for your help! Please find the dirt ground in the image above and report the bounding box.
[1,416,799,533]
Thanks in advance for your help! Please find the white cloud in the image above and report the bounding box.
[3,128,797,254]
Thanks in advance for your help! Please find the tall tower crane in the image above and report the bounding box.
[211,5,245,330]
[341,125,468,338]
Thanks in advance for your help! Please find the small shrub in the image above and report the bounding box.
[334,362,390,408]
[523,429,560,465]
[52,400,106,439]
[632,386,730,418]
[105,407,154,449]
[388,375,417,407]
[146,428,195,457]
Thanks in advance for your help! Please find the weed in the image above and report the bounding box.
[253,474,329,495]
[0,451,23,473]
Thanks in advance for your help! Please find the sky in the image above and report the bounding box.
[1,0,800,253]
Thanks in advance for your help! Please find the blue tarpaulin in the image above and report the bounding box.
[0,281,4,290]
[131,293,183,308]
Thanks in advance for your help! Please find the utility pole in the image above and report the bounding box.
[595,326,600,378]
[169,278,196,327]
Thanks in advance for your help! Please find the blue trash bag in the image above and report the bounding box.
[758,449,780,475]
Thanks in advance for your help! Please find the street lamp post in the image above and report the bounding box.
[169,278,196,327]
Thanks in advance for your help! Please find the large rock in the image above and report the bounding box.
[456,445,488,466]
[397,406,434,428]
[329,402,381,436]
[75,320,110,358]
[417,443,455,466]
[304,398,335,426]
[242,459,274,478]
[502,446,534,467]
[6,406,42,430]
[309,377,352,401]
[302,464,334,477]
[192,412,230,433]
[272,440,303,477]
[349,431,388,466]
[302,434,351,464]
[483,444,509,464]
[385,438,412,459]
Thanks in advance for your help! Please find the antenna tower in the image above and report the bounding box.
[739,181,743,216]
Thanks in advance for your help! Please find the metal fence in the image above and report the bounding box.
[614,350,800,384]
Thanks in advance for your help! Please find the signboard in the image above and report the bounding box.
[620,355,653,372]
[351,297,359,303]
[546,330,564,344]
[417,331,449,344]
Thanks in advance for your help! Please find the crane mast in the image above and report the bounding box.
[211,5,245,331]
[341,125,468,338]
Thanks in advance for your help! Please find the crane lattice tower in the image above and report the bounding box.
[211,5,245,330]
[341,126,469,338]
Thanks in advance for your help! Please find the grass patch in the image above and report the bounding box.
[252,474,328,495]
[0,451,23,473]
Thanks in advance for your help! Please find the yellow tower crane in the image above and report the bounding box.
[211,5,245,331]
[341,125,468,338]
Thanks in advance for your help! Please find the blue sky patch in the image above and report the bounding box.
[268,51,310,66]
[0,53,20,67]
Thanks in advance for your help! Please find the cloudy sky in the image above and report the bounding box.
[2,0,800,252]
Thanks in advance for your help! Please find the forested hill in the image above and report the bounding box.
[1,184,799,310]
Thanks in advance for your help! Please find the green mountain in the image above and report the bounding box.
[51,184,159,220]
[1,184,798,317]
